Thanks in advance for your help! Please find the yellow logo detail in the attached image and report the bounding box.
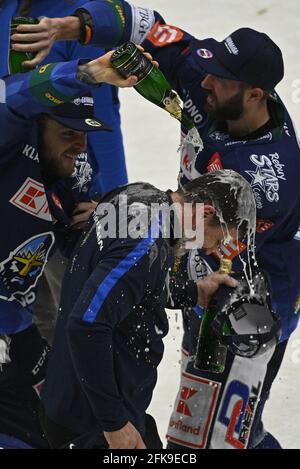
[39,64,51,74]
[14,248,44,277]
[115,5,126,26]
[85,118,102,128]
[44,92,63,105]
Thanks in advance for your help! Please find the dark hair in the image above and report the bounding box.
[180,170,256,239]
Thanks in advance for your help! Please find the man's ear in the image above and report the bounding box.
[246,87,264,103]
[191,204,215,227]
[203,204,216,219]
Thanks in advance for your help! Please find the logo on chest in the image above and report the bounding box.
[0,232,55,303]
[10,178,52,221]
[245,153,286,208]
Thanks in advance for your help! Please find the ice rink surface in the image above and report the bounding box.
[118,0,300,448]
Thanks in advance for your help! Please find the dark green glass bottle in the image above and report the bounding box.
[195,259,232,374]
[110,41,194,131]
[9,17,39,74]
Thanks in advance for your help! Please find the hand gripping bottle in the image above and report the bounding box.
[9,17,39,74]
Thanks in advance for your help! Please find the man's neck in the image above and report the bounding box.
[226,102,270,138]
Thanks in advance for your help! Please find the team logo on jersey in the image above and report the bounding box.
[0,232,55,302]
[147,22,184,47]
[196,48,213,59]
[245,153,286,209]
[71,153,93,192]
[10,178,51,221]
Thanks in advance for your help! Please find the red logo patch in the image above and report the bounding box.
[176,386,198,416]
[10,178,51,221]
[256,219,274,233]
[207,152,223,173]
[147,22,184,47]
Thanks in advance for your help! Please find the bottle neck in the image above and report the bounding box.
[180,111,194,131]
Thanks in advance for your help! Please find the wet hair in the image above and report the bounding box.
[179,170,256,239]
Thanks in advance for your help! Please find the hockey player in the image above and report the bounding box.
[14,0,300,449]
[0,50,138,448]
[1,0,129,345]
[40,170,255,449]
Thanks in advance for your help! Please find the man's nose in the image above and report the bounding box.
[201,74,214,90]
[73,133,87,152]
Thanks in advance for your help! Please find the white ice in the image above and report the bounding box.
[119,0,300,449]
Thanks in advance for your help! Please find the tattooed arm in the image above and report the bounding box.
[76,49,157,87]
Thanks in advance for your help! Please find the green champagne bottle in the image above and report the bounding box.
[194,259,232,374]
[110,41,195,131]
[9,17,39,74]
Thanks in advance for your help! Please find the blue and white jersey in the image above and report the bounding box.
[78,0,300,339]
[0,61,94,334]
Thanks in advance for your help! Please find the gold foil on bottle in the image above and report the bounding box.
[219,258,232,274]
[162,91,182,120]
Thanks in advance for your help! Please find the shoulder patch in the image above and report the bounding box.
[147,21,184,47]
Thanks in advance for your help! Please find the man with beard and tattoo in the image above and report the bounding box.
[0,48,138,448]
[12,0,300,449]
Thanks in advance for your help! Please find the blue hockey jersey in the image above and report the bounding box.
[77,0,300,340]
[0,60,97,334]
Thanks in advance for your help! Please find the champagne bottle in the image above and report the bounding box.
[110,41,195,131]
[194,258,232,373]
[9,17,39,74]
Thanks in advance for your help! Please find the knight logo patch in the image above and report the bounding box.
[0,232,55,302]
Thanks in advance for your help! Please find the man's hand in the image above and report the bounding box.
[10,16,80,69]
[77,48,158,87]
[70,201,97,230]
[104,422,146,449]
[197,272,238,308]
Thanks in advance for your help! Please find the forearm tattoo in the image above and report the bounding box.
[77,63,98,85]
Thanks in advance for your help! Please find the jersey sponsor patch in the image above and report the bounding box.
[0,232,55,303]
[210,349,274,449]
[147,21,184,47]
[188,250,212,282]
[207,152,223,172]
[256,219,274,233]
[10,178,51,221]
[130,5,155,44]
[166,371,221,449]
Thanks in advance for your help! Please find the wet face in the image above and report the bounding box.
[39,117,87,179]
[201,74,247,121]
[202,219,238,255]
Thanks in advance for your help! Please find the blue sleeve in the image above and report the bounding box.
[0,60,92,150]
[79,1,195,92]
[66,234,163,431]
[61,41,128,194]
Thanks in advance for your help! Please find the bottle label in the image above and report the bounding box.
[112,46,153,83]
